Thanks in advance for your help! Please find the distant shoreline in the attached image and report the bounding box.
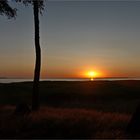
[0,77,8,79]
[0,78,140,83]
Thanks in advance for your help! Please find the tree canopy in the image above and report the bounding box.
[0,0,16,18]
[15,0,45,14]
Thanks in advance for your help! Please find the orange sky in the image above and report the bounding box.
[1,1,140,79]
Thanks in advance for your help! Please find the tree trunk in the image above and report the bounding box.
[32,1,41,111]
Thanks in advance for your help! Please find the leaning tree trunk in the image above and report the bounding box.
[32,1,41,111]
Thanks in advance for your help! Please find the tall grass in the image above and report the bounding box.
[0,81,140,114]
[0,106,130,138]
[0,81,140,138]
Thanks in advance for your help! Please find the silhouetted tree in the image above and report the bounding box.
[32,0,44,111]
[0,0,16,18]
[16,0,45,111]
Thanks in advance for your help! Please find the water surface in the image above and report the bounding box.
[0,78,140,83]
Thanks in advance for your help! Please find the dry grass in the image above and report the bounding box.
[0,105,131,138]
[0,81,140,138]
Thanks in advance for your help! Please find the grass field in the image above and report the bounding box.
[0,80,140,138]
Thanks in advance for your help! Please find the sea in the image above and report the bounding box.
[0,78,140,83]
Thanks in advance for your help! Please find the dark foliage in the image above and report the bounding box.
[126,103,140,136]
[14,102,31,116]
[0,0,16,18]
[15,0,45,14]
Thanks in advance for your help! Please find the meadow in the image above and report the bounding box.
[0,80,140,138]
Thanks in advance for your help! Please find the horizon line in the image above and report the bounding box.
[1,77,140,79]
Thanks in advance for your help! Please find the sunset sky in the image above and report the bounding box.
[0,0,140,79]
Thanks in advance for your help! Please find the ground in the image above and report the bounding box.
[0,80,140,138]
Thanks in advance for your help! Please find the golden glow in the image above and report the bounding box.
[88,71,97,78]
[90,78,94,81]
[87,71,97,81]
[81,69,103,80]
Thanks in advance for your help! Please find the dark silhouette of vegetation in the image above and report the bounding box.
[14,102,31,116]
[0,0,16,18]
[32,0,43,111]
[16,0,45,111]
[0,81,139,138]
[127,103,140,136]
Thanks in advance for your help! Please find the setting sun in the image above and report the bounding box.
[87,71,98,81]
[88,71,97,78]
[81,70,103,80]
